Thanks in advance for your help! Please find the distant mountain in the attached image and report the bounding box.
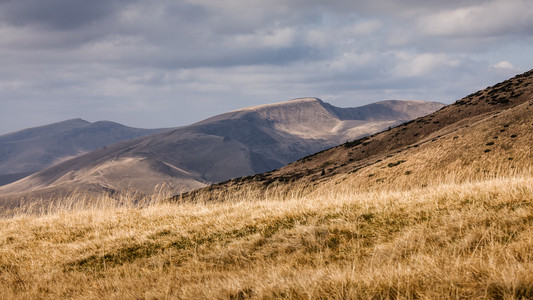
[189,69,533,199]
[0,119,169,185]
[0,98,443,204]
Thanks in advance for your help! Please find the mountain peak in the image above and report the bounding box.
[0,98,443,200]
[193,97,328,127]
[0,119,170,183]
[233,97,323,113]
[63,118,90,124]
[191,68,533,198]
[0,118,91,141]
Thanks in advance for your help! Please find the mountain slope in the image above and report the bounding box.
[0,98,443,203]
[184,69,533,199]
[3,72,533,299]
[0,119,168,184]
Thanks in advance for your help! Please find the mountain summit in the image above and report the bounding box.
[0,119,168,185]
[195,97,442,143]
[0,98,443,204]
[191,69,533,198]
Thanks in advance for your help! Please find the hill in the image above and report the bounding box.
[1,167,532,299]
[1,70,532,299]
[0,119,168,185]
[0,98,443,204]
[187,69,533,198]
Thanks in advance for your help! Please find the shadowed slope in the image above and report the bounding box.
[182,69,533,199]
[0,98,443,204]
[3,72,533,299]
[0,119,168,184]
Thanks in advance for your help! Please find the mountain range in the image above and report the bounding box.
[187,69,533,199]
[0,119,168,185]
[0,98,443,204]
[3,69,533,299]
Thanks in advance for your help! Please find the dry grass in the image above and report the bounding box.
[1,173,533,299]
[2,70,532,299]
[318,100,533,194]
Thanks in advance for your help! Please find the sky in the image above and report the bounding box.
[1,0,533,134]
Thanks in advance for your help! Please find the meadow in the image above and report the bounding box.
[1,171,533,299]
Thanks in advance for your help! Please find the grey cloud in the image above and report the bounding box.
[3,0,527,70]
[0,0,132,30]
[0,0,532,135]
[159,46,320,69]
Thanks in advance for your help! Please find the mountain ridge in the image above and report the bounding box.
[0,119,170,183]
[0,119,90,143]
[0,98,444,205]
[178,69,533,200]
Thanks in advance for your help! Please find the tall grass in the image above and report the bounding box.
[0,183,177,219]
[1,174,533,299]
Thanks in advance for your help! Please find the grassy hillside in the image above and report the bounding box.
[192,69,533,199]
[0,99,442,202]
[1,173,533,299]
[2,70,533,299]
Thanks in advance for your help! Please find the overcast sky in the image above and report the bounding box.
[1,0,533,134]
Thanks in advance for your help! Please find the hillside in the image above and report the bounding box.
[188,69,533,198]
[1,70,533,299]
[1,172,532,299]
[0,119,168,185]
[0,99,442,205]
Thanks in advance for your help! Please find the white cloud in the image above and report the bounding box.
[490,61,518,70]
[417,0,533,37]
[327,52,376,72]
[230,27,296,49]
[345,20,383,36]
[391,53,461,77]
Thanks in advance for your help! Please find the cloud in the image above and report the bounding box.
[490,61,518,70]
[0,0,129,29]
[417,0,533,37]
[391,53,461,77]
[0,0,532,134]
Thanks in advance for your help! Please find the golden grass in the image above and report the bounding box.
[2,70,532,299]
[2,173,533,299]
[323,104,533,194]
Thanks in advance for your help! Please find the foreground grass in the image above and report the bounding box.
[1,176,533,299]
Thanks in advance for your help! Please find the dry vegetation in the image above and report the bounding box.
[2,70,533,299]
[2,171,533,299]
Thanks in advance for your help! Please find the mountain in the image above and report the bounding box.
[0,119,169,185]
[3,71,533,299]
[0,98,443,203]
[187,69,533,199]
